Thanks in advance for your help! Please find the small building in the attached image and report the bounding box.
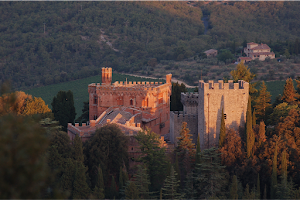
[237,57,252,63]
[244,42,275,61]
[204,49,218,57]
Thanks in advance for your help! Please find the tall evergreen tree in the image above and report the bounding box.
[119,167,124,194]
[73,134,84,162]
[263,184,267,199]
[135,128,169,192]
[176,122,195,181]
[125,181,139,199]
[246,96,254,158]
[109,175,117,199]
[276,149,289,199]
[174,153,181,182]
[254,81,271,122]
[93,165,104,199]
[229,175,238,199]
[282,78,296,104]
[256,173,261,199]
[162,166,182,199]
[195,135,201,165]
[252,109,256,127]
[51,90,76,131]
[133,165,151,199]
[258,121,266,147]
[271,142,278,199]
[72,162,91,199]
[194,148,226,199]
[170,82,187,111]
[219,108,226,148]
[59,158,75,198]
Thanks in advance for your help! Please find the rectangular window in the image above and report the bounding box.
[224,113,227,119]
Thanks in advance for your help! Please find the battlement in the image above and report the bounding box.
[102,67,112,85]
[199,80,249,91]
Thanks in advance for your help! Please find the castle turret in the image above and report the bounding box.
[102,67,112,85]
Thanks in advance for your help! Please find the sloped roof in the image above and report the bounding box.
[204,49,218,54]
[251,44,270,50]
[238,57,252,61]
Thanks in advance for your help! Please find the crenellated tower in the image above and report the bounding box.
[102,67,112,85]
[198,80,249,149]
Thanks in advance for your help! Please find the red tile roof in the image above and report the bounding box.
[251,44,270,50]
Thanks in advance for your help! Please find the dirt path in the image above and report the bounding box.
[120,73,196,88]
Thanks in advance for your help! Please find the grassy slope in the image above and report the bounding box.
[25,73,164,118]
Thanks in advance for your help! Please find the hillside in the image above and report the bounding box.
[0,1,300,91]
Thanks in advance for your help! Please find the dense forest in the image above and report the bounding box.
[3,64,300,199]
[0,1,300,91]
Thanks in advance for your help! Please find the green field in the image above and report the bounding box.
[25,73,164,118]
[265,80,298,103]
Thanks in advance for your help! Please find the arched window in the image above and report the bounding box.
[130,99,133,106]
[94,96,97,104]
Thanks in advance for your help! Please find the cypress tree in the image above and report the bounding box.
[219,108,226,148]
[51,90,76,131]
[276,149,289,199]
[258,121,266,147]
[93,165,104,199]
[73,134,84,163]
[119,167,123,193]
[195,135,201,165]
[109,175,117,199]
[59,158,75,198]
[263,184,267,199]
[229,175,238,199]
[282,78,296,104]
[72,162,91,199]
[242,184,251,199]
[246,96,254,158]
[256,173,261,199]
[252,109,256,127]
[271,142,278,199]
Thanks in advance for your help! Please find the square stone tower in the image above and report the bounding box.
[198,80,249,150]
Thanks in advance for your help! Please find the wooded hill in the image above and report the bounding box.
[0,1,299,91]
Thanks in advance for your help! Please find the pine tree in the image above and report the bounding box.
[174,153,181,182]
[109,175,117,199]
[162,166,181,199]
[229,175,238,199]
[271,142,278,199]
[219,108,226,148]
[176,122,195,181]
[254,81,271,121]
[93,165,104,199]
[246,96,254,158]
[133,165,151,199]
[282,78,296,104]
[177,122,196,159]
[73,134,84,162]
[125,181,139,199]
[252,109,256,127]
[258,121,266,147]
[194,148,226,198]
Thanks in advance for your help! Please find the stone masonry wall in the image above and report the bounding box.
[198,80,249,150]
[170,111,198,146]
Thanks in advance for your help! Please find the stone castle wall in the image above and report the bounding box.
[198,80,249,149]
[170,111,198,146]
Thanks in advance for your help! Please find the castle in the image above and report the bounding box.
[67,68,172,167]
[68,67,249,154]
[170,80,249,150]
